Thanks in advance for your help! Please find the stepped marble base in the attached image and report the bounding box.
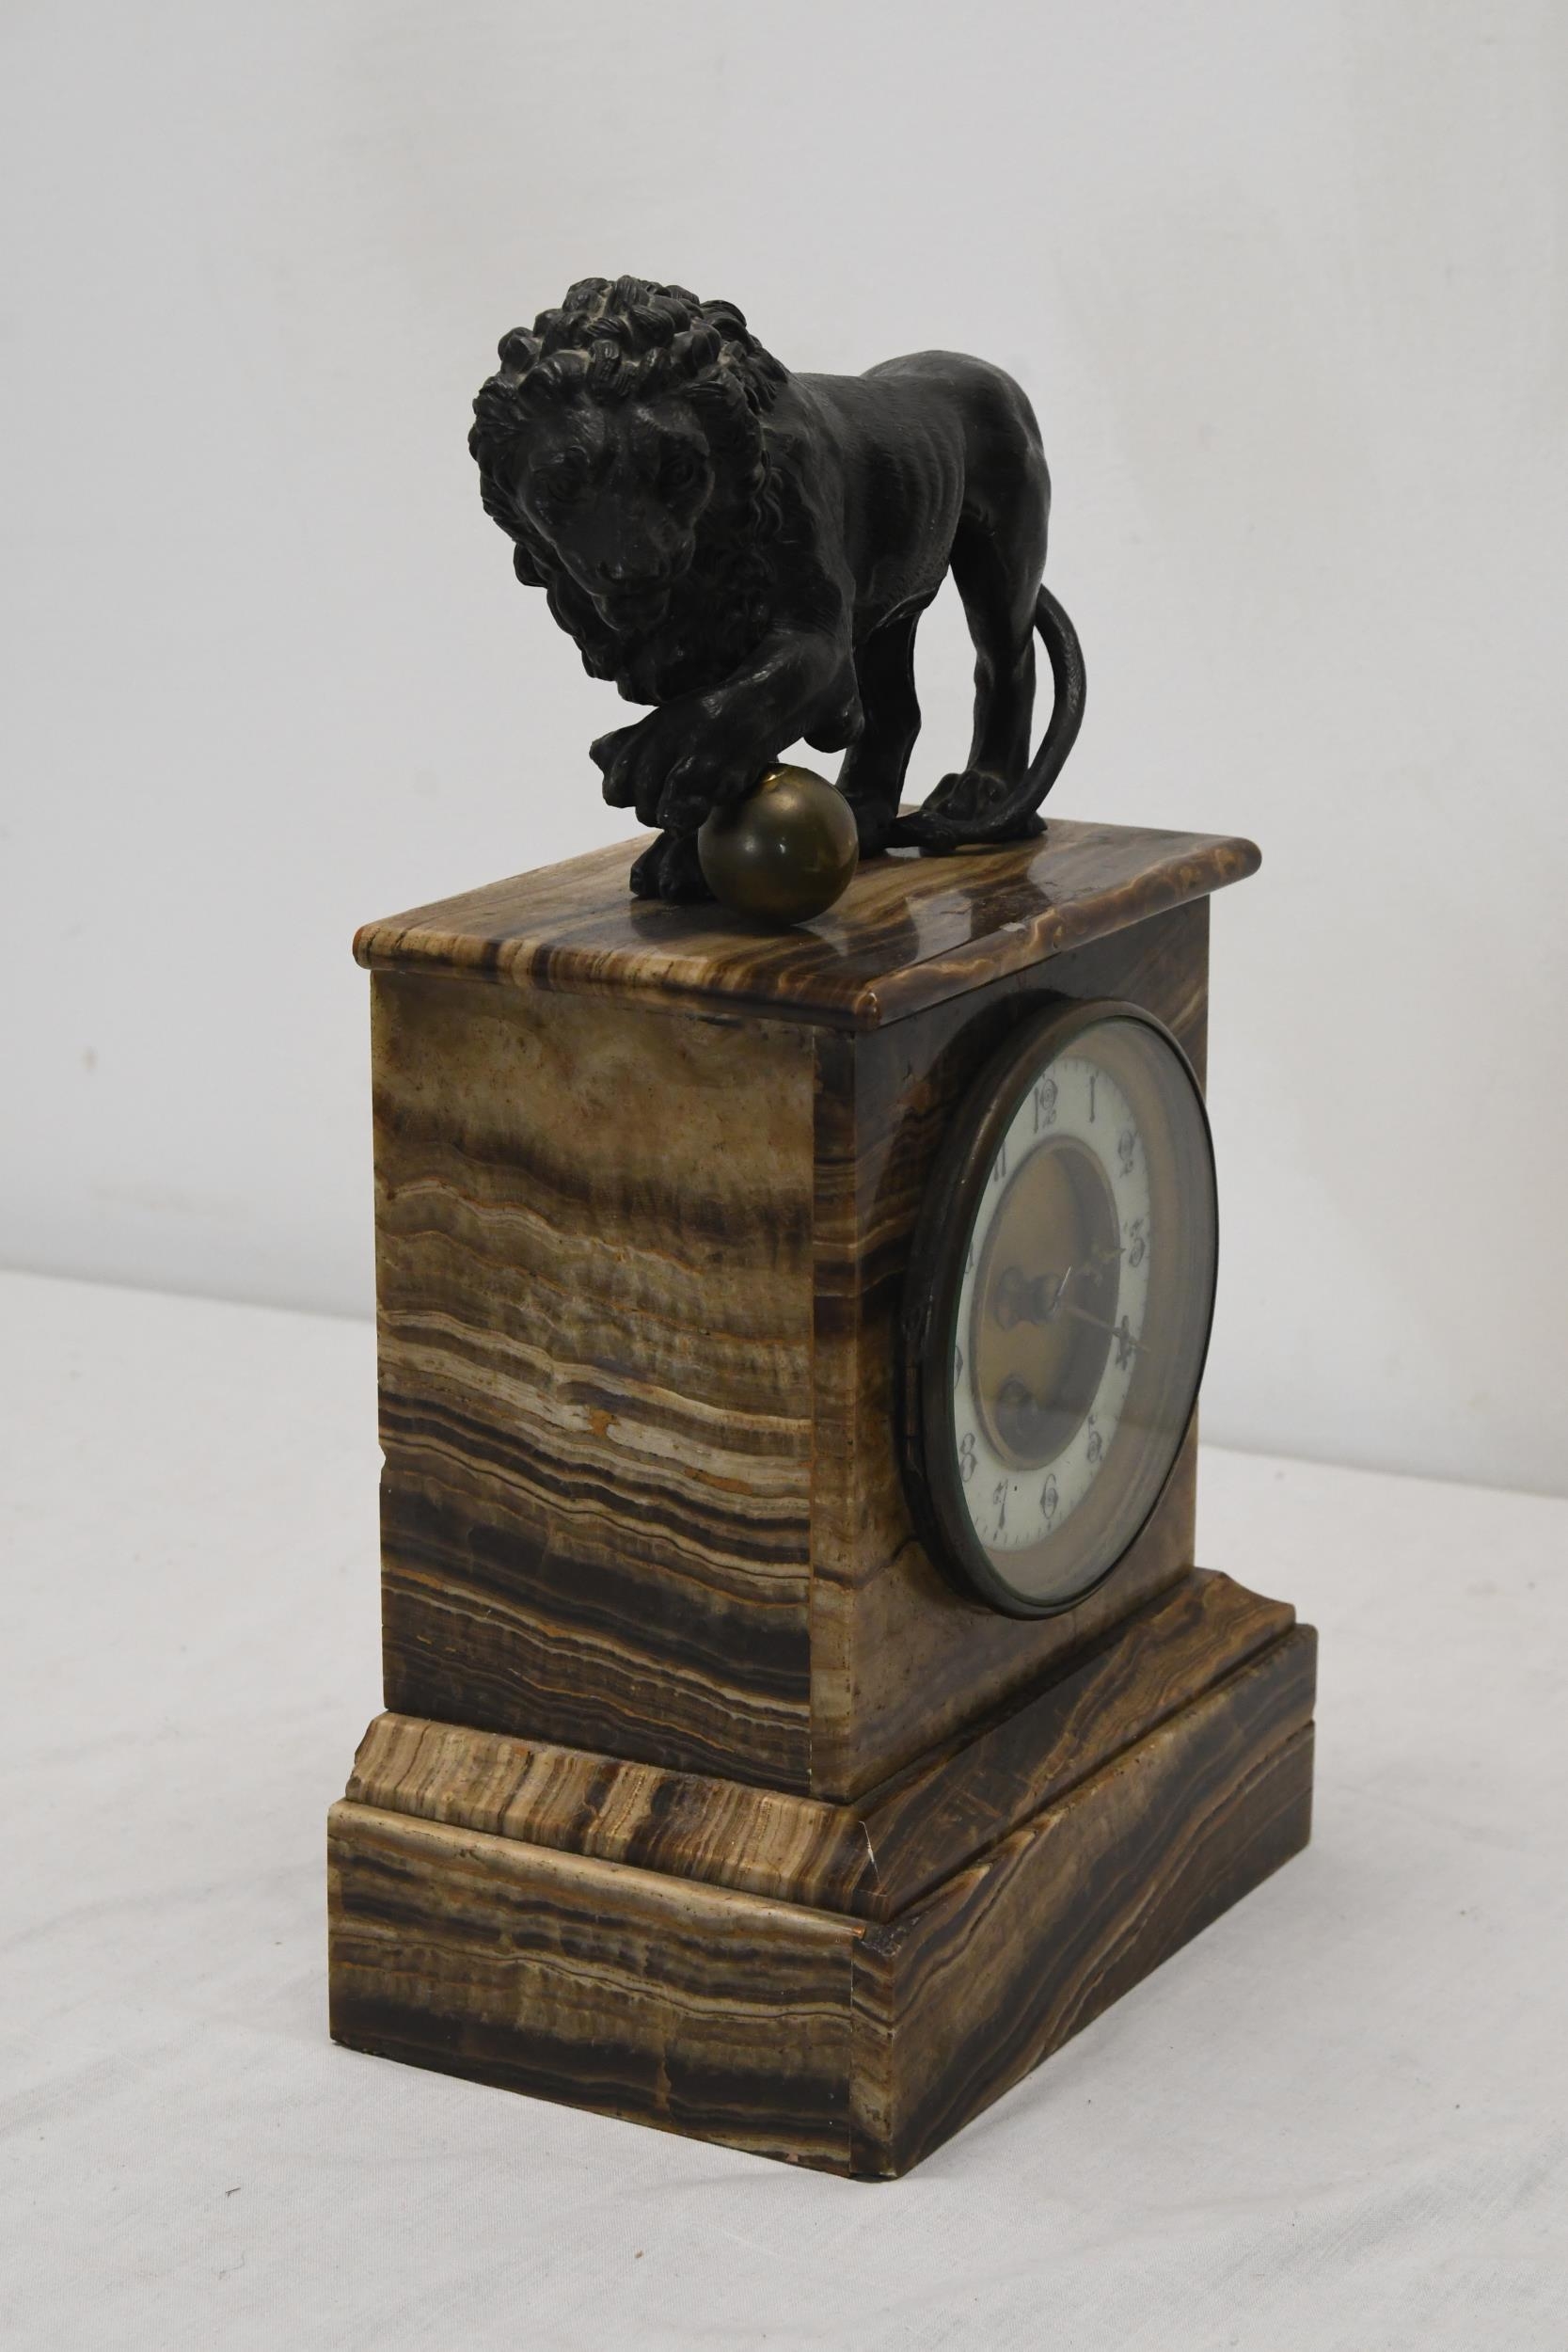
[327,1570,1315,2179]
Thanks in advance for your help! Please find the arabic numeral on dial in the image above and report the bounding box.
[1087,1071,1098,1123]
[1127,1216,1147,1268]
[991,1479,1008,1530]
[1032,1077,1058,1133]
[953,1341,964,1390]
[1117,1125,1136,1176]
[1085,1414,1103,1466]
[1039,1472,1059,1522]
[958,1431,977,1483]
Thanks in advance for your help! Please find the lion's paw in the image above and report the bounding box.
[628,830,713,903]
[889,771,1046,850]
[594,713,686,828]
[845,794,898,860]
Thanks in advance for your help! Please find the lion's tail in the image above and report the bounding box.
[890,584,1086,850]
[1024,583,1087,815]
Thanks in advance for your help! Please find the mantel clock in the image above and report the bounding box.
[325,817,1315,2179]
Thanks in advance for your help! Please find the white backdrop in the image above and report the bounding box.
[3,0,1564,1495]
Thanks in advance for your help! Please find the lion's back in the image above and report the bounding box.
[863,350,1042,455]
[789,352,1048,611]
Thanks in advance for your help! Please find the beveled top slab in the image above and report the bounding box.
[355,817,1259,1032]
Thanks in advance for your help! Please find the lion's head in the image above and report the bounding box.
[469,277,789,696]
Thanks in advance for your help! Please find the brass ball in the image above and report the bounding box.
[697,766,860,925]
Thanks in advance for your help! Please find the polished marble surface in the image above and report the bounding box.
[353,817,1259,1028]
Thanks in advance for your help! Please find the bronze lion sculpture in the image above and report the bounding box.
[469,276,1085,902]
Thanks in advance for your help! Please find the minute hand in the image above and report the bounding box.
[993,1248,1126,1328]
[1038,1246,1125,1288]
[1060,1302,1148,1360]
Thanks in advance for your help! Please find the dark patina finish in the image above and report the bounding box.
[469,277,1086,901]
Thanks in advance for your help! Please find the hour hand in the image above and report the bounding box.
[990,1251,1122,1328]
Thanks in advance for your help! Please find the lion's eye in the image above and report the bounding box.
[661,448,701,492]
[535,464,589,508]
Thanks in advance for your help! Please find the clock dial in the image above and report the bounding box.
[901,1001,1217,1616]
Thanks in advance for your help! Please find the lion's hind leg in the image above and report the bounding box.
[942,512,1043,821]
[890,505,1048,850]
[835,600,930,857]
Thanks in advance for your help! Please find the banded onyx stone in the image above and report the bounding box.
[356,818,1256,1801]
[329,816,1313,2176]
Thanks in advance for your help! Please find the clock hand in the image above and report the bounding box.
[1028,1249,1124,1288]
[1058,1302,1148,1361]
[991,1264,1060,1329]
[990,1250,1125,1328]
[993,1302,1145,1424]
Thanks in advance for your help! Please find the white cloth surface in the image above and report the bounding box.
[2,1268,1564,2351]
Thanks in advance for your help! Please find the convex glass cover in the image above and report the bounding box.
[900,1000,1218,1615]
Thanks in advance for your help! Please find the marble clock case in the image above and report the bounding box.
[326,818,1316,2179]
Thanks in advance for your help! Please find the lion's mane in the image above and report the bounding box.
[469,277,794,698]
